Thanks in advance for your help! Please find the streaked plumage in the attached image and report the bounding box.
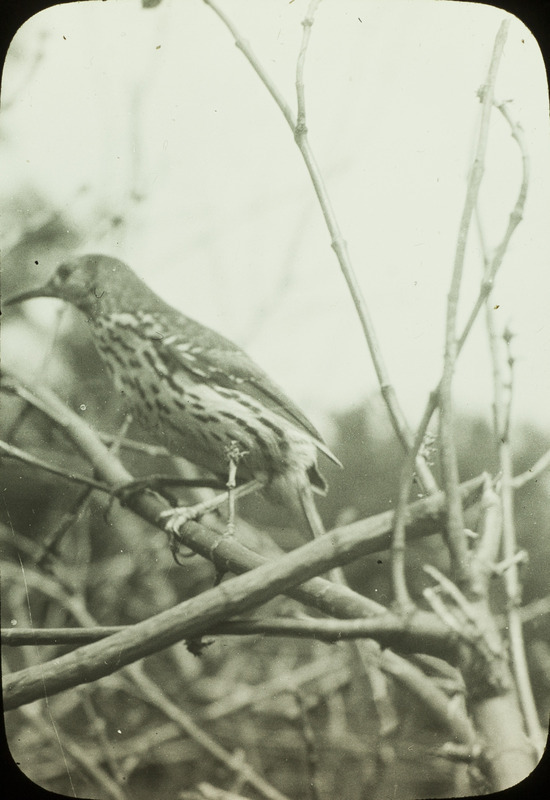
[7,254,341,537]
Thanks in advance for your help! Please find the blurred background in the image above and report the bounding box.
[2,0,550,430]
[2,1,550,798]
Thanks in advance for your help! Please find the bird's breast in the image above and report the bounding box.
[91,313,320,486]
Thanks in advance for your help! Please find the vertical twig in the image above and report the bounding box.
[473,93,541,751]
[461,98,529,356]
[438,19,509,584]
[294,690,322,800]
[391,23,523,606]
[391,395,437,608]
[484,295,543,754]
[202,0,436,494]
[295,0,321,135]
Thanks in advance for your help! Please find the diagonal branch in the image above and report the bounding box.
[202,0,436,493]
[3,468,482,712]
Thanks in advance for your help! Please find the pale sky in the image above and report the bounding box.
[2,0,549,440]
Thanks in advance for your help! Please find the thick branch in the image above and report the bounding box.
[3,458,483,711]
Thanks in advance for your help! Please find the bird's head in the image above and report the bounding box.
[5,255,138,318]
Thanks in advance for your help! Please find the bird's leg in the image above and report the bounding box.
[159,477,263,534]
[224,441,248,536]
[110,413,134,456]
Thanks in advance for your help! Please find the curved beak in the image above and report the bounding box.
[4,285,53,306]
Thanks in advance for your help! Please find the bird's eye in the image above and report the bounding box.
[56,264,72,282]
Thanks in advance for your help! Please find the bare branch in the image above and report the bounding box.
[0,439,110,493]
[3,452,483,710]
[1,612,457,649]
[203,0,436,493]
[512,448,550,489]
[459,98,530,354]
[128,662,292,800]
[438,20,509,584]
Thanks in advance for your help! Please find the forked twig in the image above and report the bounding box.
[202,0,435,493]
[391,21,516,605]
[475,134,542,751]
[512,448,550,489]
[438,19,509,584]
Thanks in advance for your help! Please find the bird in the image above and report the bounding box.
[7,254,341,539]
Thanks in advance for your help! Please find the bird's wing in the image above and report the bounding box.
[155,310,341,466]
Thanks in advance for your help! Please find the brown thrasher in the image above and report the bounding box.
[7,254,340,538]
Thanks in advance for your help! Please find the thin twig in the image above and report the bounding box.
[128,662,292,800]
[294,690,322,800]
[470,476,502,584]
[295,0,321,134]
[159,478,265,532]
[460,94,529,355]
[472,103,541,752]
[19,706,127,800]
[202,0,435,493]
[0,439,224,498]
[486,261,542,752]
[438,20,509,584]
[0,439,109,493]
[203,0,295,128]
[98,433,171,457]
[390,80,529,607]
[78,689,123,787]
[512,448,550,489]
[204,2,435,709]
[2,381,484,760]
[390,396,437,609]
[2,560,291,800]
[3,375,483,585]
[3,473,484,709]
[0,612,457,648]
[202,654,347,720]
[391,86,528,599]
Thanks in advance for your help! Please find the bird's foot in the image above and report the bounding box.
[160,504,201,533]
[160,494,231,564]
[158,491,231,533]
[158,477,266,535]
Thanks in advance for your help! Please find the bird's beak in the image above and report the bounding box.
[4,285,54,306]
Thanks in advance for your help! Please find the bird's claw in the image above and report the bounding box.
[160,507,202,562]
[159,506,197,533]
